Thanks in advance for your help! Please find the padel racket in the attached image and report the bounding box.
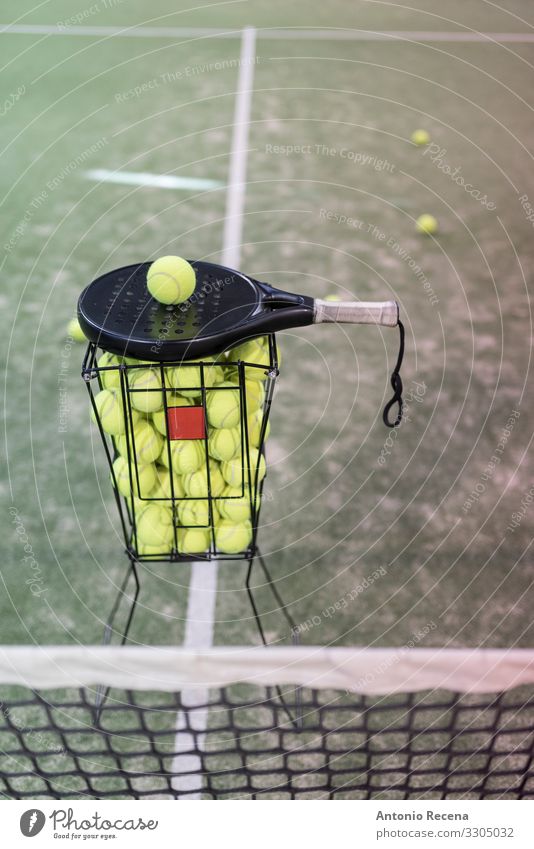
[78,260,404,425]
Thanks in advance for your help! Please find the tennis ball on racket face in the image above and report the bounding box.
[136,502,174,547]
[221,448,266,489]
[215,519,252,554]
[411,129,430,146]
[218,485,252,522]
[247,409,270,447]
[129,368,163,413]
[151,465,184,500]
[146,255,196,305]
[67,317,87,343]
[120,419,162,465]
[178,527,210,555]
[152,394,192,435]
[416,214,438,235]
[183,461,225,497]
[112,456,156,498]
[206,382,241,428]
[92,389,131,436]
[208,426,241,462]
[159,439,204,475]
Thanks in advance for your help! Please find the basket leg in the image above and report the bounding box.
[245,548,303,728]
[94,554,141,721]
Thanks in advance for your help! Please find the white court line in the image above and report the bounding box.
[2,24,534,42]
[171,25,257,800]
[221,26,256,269]
[84,168,222,191]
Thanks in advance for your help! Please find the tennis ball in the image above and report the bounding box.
[221,448,266,489]
[152,394,192,435]
[67,317,87,342]
[159,439,204,475]
[137,541,172,557]
[183,461,225,498]
[247,409,270,447]
[411,129,430,146]
[169,359,224,398]
[228,337,274,380]
[208,426,241,462]
[218,485,252,522]
[112,456,156,498]
[225,374,265,414]
[151,465,184,500]
[118,419,162,465]
[98,351,123,390]
[215,519,252,554]
[146,255,196,305]
[416,214,438,235]
[92,388,134,436]
[129,368,163,413]
[324,294,342,301]
[136,502,174,547]
[178,499,215,527]
[206,382,241,429]
[177,527,210,555]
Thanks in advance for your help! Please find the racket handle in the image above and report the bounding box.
[313,299,399,327]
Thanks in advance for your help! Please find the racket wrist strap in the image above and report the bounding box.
[383,320,405,428]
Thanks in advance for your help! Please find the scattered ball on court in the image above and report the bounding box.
[416,214,438,235]
[411,129,430,146]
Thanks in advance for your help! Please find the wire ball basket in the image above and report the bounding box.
[82,337,278,563]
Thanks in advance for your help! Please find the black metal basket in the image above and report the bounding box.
[83,338,278,563]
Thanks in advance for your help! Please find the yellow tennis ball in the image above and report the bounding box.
[228,337,273,380]
[169,359,224,398]
[221,448,266,489]
[137,541,172,557]
[183,461,225,497]
[98,351,123,390]
[215,519,252,554]
[112,456,156,498]
[92,388,136,436]
[411,129,430,146]
[151,465,184,500]
[146,255,196,305]
[206,382,241,428]
[67,317,87,342]
[178,499,216,527]
[416,214,438,235]
[118,419,162,465]
[208,426,241,462]
[152,395,192,435]
[159,439,204,475]
[177,527,210,555]
[247,410,270,447]
[218,485,252,522]
[129,368,163,413]
[135,502,174,547]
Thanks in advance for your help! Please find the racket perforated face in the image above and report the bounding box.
[78,261,313,361]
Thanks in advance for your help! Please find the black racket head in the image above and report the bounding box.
[78,261,314,361]
[78,261,264,361]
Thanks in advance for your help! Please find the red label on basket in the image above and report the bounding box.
[167,406,206,440]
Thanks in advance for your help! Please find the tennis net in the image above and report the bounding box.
[1,645,534,800]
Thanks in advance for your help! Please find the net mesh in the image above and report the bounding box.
[2,650,534,800]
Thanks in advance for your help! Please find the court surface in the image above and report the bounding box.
[1,1,534,791]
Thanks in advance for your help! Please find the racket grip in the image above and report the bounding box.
[313,299,399,327]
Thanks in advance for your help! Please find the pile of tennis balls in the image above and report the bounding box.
[91,335,273,559]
